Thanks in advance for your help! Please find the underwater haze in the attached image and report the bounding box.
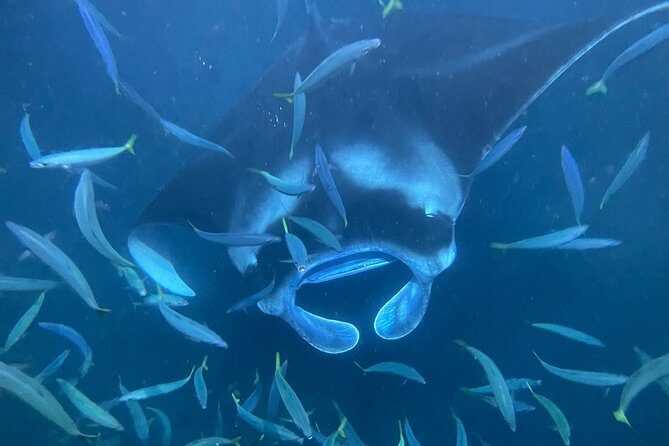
[1,0,668,445]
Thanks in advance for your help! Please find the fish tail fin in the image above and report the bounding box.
[231,436,242,446]
[459,386,475,397]
[614,409,631,427]
[586,80,608,96]
[396,0,404,9]
[96,307,111,316]
[275,351,281,372]
[247,167,263,175]
[124,134,138,155]
[454,339,468,349]
[231,392,240,405]
[344,216,348,228]
[282,217,289,234]
[490,242,507,250]
[599,198,606,210]
[289,145,295,160]
[273,92,294,103]
[353,361,366,373]
[202,355,209,371]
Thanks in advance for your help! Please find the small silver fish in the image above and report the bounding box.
[30,135,136,169]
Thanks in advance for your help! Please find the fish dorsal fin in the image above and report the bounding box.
[374,278,432,340]
[285,304,359,353]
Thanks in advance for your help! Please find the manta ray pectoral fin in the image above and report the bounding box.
[284,304,359,354]
[374,278,431,340]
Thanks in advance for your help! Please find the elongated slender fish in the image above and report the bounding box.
[39,322,93,377]
[470,126,527,176]
[270,0,288,43]
[527,382,570,445]
[35,349,71,383]
[268,360,288,420]
[20,113,41,160]
[75,0,119,90]
[30,135,135,169]
[232,393,303,443]
[275,353,312,438]
[600,132,650,210]
[0,361,94,438]
[490,225,588,250]
[0,291,45,354]
[301,253,396,285]
[0,275,58,292]
[214,401,224,436]
[185,437,240,446]
[283,219,309,272]
[403,418,422,446]
[289,73,306,159]
[74,0,121,37]
[274,39,381,101]
[118,266,147,296]
[556,237,621,250]
[531,322,605,347]
[354,361,425,384]
[57,379,124,431]
[456,340,515,432]
[146,407,171,446]
[314,144,348,226]
[452,409,468,446]
[397,420,406,446]
[249,168,316,196]
[633,346,669,397]
[158,301,227,348]
[75,170,133,267]
[242,375,262,412]
[128,235,195,297]
[140,292,190,307]
[7,221,109,313]
[120,366,195,402]
[227,276,275,313]
[288,215,342,251]
[118,80,163,123]
[534,352,627,386]
[587,22,669,95]
[190,222,280,247]
[614,352,669,426]
[194,356,209,409]
[465,378,542,394]
[481,395,535,413]
[160,118,232,157]
[119,381,149,444]
[561,146,584,224]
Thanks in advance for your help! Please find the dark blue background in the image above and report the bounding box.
[0,1,667,445]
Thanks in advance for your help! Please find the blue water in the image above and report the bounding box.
[1,0,668,445]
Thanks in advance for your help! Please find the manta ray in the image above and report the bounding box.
[135,3,667,353]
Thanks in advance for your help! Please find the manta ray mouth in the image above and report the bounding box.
[258,239,457,354]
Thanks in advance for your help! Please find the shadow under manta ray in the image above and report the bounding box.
[136,4,668,353]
